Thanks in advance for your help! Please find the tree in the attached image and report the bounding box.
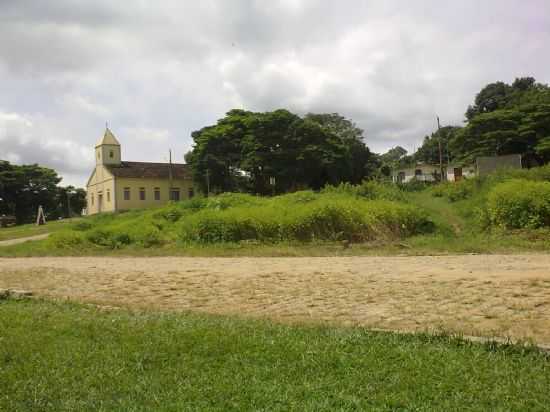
[377,146,409,176]
[414,126,461,165]
[452,77,550,165]
[187,109,376,195]
[0,161,62,223]
[50,186,87,219]
[305,113,377,183]
[186,109,252,194]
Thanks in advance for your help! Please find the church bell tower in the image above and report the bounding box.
[95,127,121,166]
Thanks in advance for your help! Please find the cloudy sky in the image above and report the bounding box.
[1,0,549,186]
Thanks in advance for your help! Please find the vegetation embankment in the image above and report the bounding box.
[1,298,550,411]
[402,165,550,253]
[1,165,550,256]
[48,185,431,250]
[0,218,82,242]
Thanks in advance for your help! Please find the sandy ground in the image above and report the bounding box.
[1,255,550,344]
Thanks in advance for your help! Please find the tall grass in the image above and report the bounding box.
[486,179,550,229]
[47,190,434,250]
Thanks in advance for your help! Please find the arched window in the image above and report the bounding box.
[109,150,114,158]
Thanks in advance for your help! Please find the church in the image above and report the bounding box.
[86,128,195,215]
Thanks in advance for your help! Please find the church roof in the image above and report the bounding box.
[105,161,192,179]
[96,128,121,147]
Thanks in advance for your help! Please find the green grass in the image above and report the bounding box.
[1,298,550,411]
[0,218,82,242]
[1,166,550,257]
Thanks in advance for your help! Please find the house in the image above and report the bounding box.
[392,164,442,184]
[86,128,195,215]
[392,163,475,184]
[445,164,476,182]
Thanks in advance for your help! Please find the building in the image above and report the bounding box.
[444,164,476,182]
[476,154,522,176]
[86,128,194,215]
[392,163,475,184]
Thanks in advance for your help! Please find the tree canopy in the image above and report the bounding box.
[409,77,550,167]
[186,110,376,195]
[0,161,86,223]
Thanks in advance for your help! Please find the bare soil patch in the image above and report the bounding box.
[1,255,550,344]
[0,234,50,247]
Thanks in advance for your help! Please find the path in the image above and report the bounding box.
[0,233,50,247]
[1,255,550,344]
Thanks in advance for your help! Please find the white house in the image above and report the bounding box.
[392,164,475,184]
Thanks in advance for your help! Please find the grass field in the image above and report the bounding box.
[1,166,549,257]
[1,298,550,411]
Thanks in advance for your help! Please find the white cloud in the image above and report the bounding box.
[1,0,549,185]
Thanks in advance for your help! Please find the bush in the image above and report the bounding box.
[49,231,85,248]
[72,221,93,231]
[398,179,435,192]
[205,193,262,210]
[486,179,550,229]
[136,228,163,248]
[86,229,131,249]
[322,181,405,201]
[355,181,405,201]
[431,179,479,202]
[153,206,183,222]
[179,197,433,244]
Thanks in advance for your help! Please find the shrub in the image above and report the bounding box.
[49,231,85,248]
[498,164,550,182]
[179,198,433,244]
[275,190,317,205]
[205,193,262,210]
[398,179,435,192]
[86,229,131,249]
[355,181,405,201]
[322,181,405,201]
[486,179,550,229]
[431,179,479,202]
[136,228,163,248]
[153,206,183,222]
[179,211,260,243]
[321,183,356,196]
[72,221,93,231]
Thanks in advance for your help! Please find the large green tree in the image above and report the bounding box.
[305,113,377,184]
[414,126,461,165]
[452,77,550,165]
[0,161,86,223]
[187,109,376,195]
[409,77,550,166]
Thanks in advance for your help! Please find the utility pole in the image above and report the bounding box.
[436,116,445,182]
[206,169,210,197]
[168,149,173,200]
[67,190,72,219]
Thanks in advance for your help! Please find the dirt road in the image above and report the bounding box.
[0,233,50,247]
[1,255,550,344]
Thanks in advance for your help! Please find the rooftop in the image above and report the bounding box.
[106,161,191,179]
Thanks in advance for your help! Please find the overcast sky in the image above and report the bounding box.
[1,0,549,186]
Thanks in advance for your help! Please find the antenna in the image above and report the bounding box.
[436,115,445,181]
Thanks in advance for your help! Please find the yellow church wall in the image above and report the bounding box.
[114,177,195,211]
[86,165,116,215]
